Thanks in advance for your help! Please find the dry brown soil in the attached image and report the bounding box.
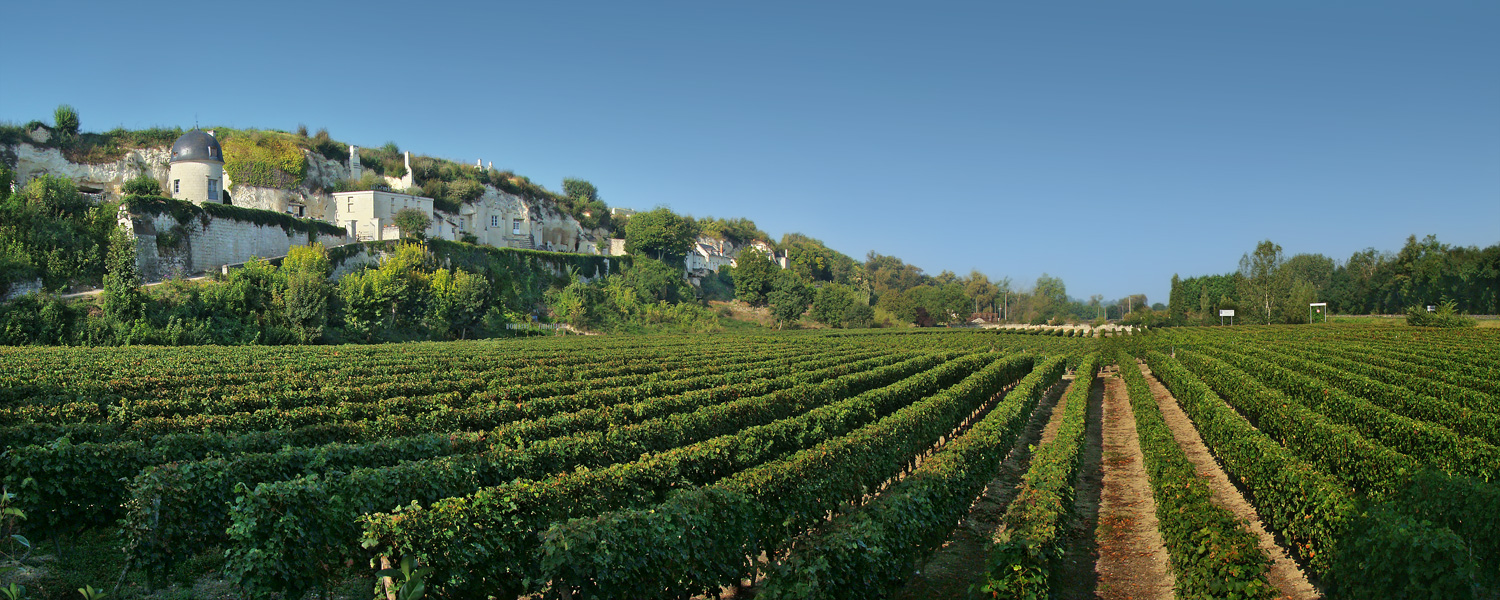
[1092,372,1174,600]
[1139,362,1321,600]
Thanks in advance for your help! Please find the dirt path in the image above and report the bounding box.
[893,375,1076,599]
[1139,363,1322,600]
[1093,371,1174,600]
[1053,374,1105,600]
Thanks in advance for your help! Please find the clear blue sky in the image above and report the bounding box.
[3,1,1497,304]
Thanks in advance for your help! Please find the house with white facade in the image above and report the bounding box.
[333,190,448,241]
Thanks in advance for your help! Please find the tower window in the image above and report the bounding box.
[173,179,180,194]
[207,178,218,202]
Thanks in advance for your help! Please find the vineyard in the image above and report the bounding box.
[0,326,1496,599]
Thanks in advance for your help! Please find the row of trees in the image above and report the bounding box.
[1169,236,1500,325]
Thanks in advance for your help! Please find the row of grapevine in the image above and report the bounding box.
[977,353,1100,596]
[229,351,975,597]
[1238,342,1500,445]
[517,351,1044,598]
[1191,343,1500,481]
[1157,331,1499,596]
[9,346,890,534]
[755,354,1071,599]
[1115,351,1275,598]
[1279,340,1500,413]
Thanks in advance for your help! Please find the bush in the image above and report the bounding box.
[121,173,162,196]
[1406,301,1476,328]
[394,208,431,240]
[54,104,79,136]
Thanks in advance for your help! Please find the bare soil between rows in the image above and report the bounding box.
[894,374,1076,598]
[1138,361,1321,600]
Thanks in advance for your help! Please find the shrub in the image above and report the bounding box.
[220,130,307,189]
[121,173,161,196]
[53,104,79,136]
[394,208,431,240]
[1406,301,1476,328]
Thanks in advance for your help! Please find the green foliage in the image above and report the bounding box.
[426,267,490,339]
[376,556,434,600]
[356,352,962,598]
[809,282,857,327]
[759,355,1067,599]
[101,228,142,322]
[781,232,858,284]
[1332,505,1476,600]
[622,257,692,304]
[308,127,347,162]
[537,487,757,599]
[698,267,735,301]
[624,207,697,259]
[980,355,1096,597]
[731,248,776,306]
[0,175,113,295]
[358,143,408,178]
[767,270,812,328]
[1406,300,1477,328]
[393,207,432,240]
[1117,351,1276,599]
[695,216,769,247]
[219,129,307,189]
[53,104,79,136]
[120,173,161,196]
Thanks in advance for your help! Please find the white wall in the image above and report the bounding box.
[127,209,352,282]
[168,160,224,205]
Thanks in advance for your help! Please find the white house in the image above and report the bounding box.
[332,190,445,241]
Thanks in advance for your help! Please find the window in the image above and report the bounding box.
[207,178,218,202]
[173,179,180,194]
[512,219,522,235]
[490,215,498,228]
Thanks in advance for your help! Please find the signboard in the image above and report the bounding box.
[1219,309,1235,317]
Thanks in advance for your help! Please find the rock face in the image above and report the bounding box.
[5,140,609,278]
[7,143,171,194]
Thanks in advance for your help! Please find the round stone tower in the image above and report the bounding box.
[168,129,225,204]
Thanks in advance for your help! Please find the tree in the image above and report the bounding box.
[394,208,432,240]
[767,270,812,329]
[1238,240,1286,324]
[623,257,691,304]
[1168,273,1185,325]
[731,248,777,306]
[122,173,162,196]
[102,228,142,322]
[53,104,79,136]
[964,270,1000,314]
[562,178,598,202]
[624,207,697,259]
[1031,273,1068,322]
[429,268,491,338]
[281,244,332,343]
[810,283,857,328]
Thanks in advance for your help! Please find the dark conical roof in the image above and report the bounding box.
[170,129,223,163]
